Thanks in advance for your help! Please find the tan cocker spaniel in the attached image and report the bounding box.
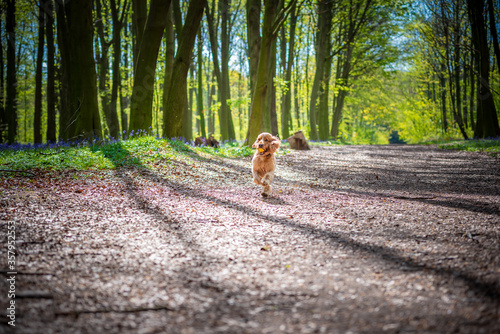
[252,132,281,197]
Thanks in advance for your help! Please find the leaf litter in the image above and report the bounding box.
[0,145,499,333]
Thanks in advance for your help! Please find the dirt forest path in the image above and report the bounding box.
[1,145,499,333]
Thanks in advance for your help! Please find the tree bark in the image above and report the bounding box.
[163,0,207,138]
[96,0,120,139]
[487,0,500,73]
[129,0,171,133]
[197,28,206,138]
[0,8,5,143]
[110,0,129,139]
[245,0,278,145]
[34,0,45,144]
[5,0,17,144]
[45,0,56,143]
[309,0,333,141]
[57,0,102,140]
[132,0,147,70]
[246,0,261,98]
[280,1,297,140]
[467,0,500,138]
[162,5,174,138]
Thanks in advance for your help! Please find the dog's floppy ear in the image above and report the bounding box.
[270,136,281,152]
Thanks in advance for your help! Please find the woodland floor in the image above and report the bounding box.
[1,145,499,334]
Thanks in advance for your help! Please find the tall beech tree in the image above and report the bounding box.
[34,0,45,144]
[163,0,207,138]
[0,6,5,143]
[45,0,56,143]
[110,0,130,137]
[467,0,500,138]
[57,0,102,140]
[280,0,298,140]
[129,0,171,133]
[206,0,237,140]
[5,0,17,144]
[245,0,296,145]
[309,0,334,140]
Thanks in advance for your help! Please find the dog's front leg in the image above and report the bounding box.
[253,170,263,185]
[260,172,274,197]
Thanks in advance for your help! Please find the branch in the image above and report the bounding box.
[270,0,302,39]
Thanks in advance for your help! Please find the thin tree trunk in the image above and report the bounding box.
[129,0,172,133]
[487,0,500,73]
[110,0,129,139]
[0,8,6,143]
[162,5,174,137]
[309,0,333,141]
[5,0,17,144]
[34,0,45,144]
[197,28,206,138]
[46,0,56,143]
[280,1,297,140]
[163,0,207,138]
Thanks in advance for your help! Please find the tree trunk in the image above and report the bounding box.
[163,0,207,138]
[110,0,129,139]
[5,0,17,144]
[331,43,353,139]
[162,5,174,138]
[280,1,297,140]
[96,0,120,139]
[57,0,102,140]
[182,67,194,141]
[439,71,448,133]
[246,0,261,98]
[206,0,235,140]
[129,0,171,133]
[197,28,206,138]
[318,36,332,140]
[0,9,5,143]
[245,0,278,145]
[268,40,278,136]
[132,0,147,70]
[34,0,45,144]
[467,0,500,138]
[220,0,236,140]
[309,0,333,141]
[487,0,500,73]
[45,0,56,143]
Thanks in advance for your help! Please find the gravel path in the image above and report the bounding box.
[1,145,499,333]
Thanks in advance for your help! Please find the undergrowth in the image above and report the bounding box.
[0,136,256,172]
[438,138,500,157]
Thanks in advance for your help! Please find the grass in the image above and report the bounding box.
[0,136,257,172]
[438,138,500,157]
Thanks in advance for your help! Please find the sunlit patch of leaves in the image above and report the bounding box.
[438,138,500,157]
[0,136,261,173]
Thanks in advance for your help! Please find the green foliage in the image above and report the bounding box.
[438,139,500,157]
[0,136,256,173]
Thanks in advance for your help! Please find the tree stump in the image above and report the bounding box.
[194,135,220,148]
[286,131,310,150]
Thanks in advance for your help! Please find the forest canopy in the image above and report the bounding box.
[0,0,499,146]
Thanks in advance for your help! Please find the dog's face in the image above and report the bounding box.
[252,132,280,156]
